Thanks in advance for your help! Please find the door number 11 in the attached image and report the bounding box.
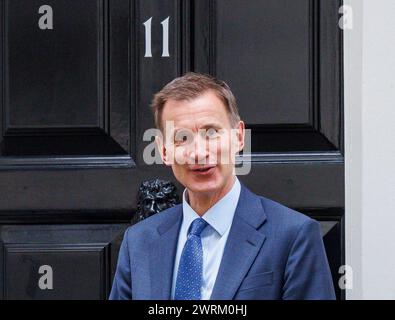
[143,17,170,58]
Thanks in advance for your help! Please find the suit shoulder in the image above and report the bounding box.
[255,195,321,250]
[124,204,182,239]
[259,195,317,231]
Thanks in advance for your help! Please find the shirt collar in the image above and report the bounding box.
[182,177,241,236]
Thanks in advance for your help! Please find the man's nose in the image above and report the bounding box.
[187,133,209,164]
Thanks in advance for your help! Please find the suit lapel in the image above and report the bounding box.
[210,185,267,300]
[149,206,182,299]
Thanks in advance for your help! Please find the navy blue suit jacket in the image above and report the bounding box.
[110,184,336,300]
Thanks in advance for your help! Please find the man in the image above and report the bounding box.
[109,73,336,300]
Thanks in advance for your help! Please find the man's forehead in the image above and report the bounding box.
[164,105,226,124]
[160,91,230,134]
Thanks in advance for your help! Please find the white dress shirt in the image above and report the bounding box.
[171,177,241,300]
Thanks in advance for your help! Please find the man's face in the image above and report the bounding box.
[156,90,245,196]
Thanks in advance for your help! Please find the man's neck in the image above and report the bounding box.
[187,176,236,216]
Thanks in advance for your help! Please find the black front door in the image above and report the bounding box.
[0,0,344,300]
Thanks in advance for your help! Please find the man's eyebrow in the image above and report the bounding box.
[172,127,189,133]
[199,123,222,130]
[172,124,222,132]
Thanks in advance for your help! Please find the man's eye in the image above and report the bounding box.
[174,130,192,144]
[205,128,219,139]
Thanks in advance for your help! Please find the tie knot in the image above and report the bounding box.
[188,218,208,237]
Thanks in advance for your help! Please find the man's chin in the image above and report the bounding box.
[185,180,221,195]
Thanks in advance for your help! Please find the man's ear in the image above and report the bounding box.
[155,135,171,166]
[236,121,245,153]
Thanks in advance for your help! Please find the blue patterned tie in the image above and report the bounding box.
[174,218,208,300]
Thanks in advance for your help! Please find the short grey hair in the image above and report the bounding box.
[151,72,241,132]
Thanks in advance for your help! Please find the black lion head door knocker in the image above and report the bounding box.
[133,179,180,224]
